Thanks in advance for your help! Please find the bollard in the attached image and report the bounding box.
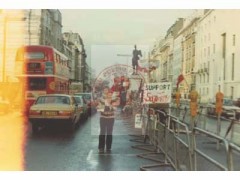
[216,113,221,150]
[215,90,223,150]
[188,88,199,159]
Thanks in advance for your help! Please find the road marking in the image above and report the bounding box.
[87,149,93,161]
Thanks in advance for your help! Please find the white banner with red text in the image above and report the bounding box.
[143,82,172,104]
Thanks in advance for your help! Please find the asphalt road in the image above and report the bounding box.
[24,112,154,171]
[1,109,239,171]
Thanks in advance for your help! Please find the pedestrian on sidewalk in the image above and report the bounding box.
[98,86,116,153]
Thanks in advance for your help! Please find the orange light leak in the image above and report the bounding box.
[0,10,26,170]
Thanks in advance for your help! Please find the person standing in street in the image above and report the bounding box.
[98,86,116,153]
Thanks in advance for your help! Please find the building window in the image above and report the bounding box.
[208,46,210,56]
[233,34,236,46]
[208,33,211,41]
[204,48,206,57]
[214,16,216,22]
[232,53,235,81]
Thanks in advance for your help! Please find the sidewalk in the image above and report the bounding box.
[88,112,157,171]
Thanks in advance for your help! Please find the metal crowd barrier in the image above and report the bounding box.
[228,142,240,170]
[139,108,173,170]
[171,104,217,133]
[138,109,193,170]
[165,113,193,170]
[132,105,240,171]
[170,105,188,124]
[131,107,158,152]
[135,108,166,164]
[229,121,240,145]
[192,127,230,170]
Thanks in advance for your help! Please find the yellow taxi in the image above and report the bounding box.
[29,94,81,133]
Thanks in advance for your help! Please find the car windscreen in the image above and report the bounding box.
[36,96,70,105]
[75,94,92,101]
[73,96,83,105]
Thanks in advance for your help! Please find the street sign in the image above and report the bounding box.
[143,82,172,104]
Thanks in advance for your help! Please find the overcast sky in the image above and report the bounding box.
[60,9,195,75]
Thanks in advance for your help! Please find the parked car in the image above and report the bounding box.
[206,98,240,119]
[233,98,240,107]
[73,95,88,121]
[28,94,81,133]
[0,97,10,114]
[74,92,97,115]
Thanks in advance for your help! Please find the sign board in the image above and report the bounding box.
[143,82,172,104]
[134,113,142,128]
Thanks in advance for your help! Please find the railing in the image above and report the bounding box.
[134,104,240,171]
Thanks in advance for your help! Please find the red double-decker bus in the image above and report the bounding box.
[15,45,70,114]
